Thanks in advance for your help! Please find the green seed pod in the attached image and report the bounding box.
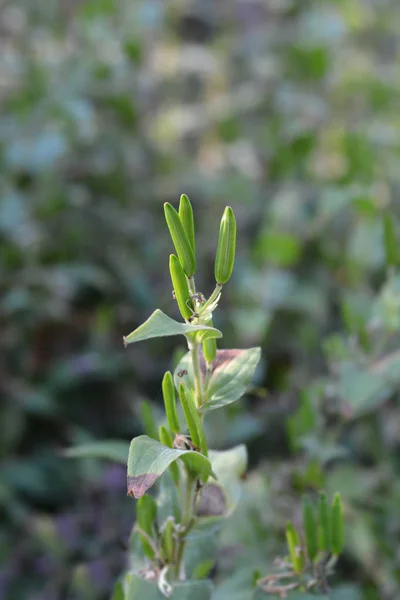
[178,383,208,455]
[169,254,193,321]
[302,497,318,562]
[179,194,195,253]
[140,400,157,440]
[164,202,196,277]
[162,370,181,433]
[137,494,157,559]
[202,317,217,364]
[286,521,303,574]
[161,518,175,564]
[317,491,331,553]
[331,493,345,556]
[158,425,180,485]
[214,206,236,285]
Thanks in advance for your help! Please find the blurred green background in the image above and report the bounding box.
[2,0,400,599]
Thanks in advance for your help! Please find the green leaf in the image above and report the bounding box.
[112,581,125,600]
[174,348,261,412]
[124,310,222,345]
[65,440,129,463]
[190,445,247,535]
[172,580,214,600]
[125,574,163,600]
[337,350,400,416]
[127,436,212,499]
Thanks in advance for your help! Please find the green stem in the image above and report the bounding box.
[199,283,222,315]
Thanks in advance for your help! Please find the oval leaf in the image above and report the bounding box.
[65,440,129,463]
[124,309,222,345]
[174,348,261,411]
[127,435,212,499]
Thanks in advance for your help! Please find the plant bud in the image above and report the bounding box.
[179,194,195,252]
[161,518,175,564]
[162,370,181,433]
[202,317,217,364]
[158,425,180,485]
[317,491,331,552]
[169,254,193,321]
[302,497,318,562]
[137,494,157,559]
[286,521,303,574]
[331,493,344,556]
[164,203,196,277]
[178,383,207,455]
[214,206,236,285]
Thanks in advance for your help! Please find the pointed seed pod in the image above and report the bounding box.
[164,203,196,277]
[302,497,318,562]
[158,425,180,485]
[169,254,193,320]
[179,194,195,252]
[202,317,217,364]
[161,518,175,564]
[286,521,303,574]
[331,493,344,556]
[162,371,181,433]
[214,206,236,285]
[317,491,331,553]
[137,494,157,559]
[179,383,208,455]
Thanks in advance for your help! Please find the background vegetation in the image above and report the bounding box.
[2,0,400,598]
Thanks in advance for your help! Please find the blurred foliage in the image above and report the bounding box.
[2,0,400,598]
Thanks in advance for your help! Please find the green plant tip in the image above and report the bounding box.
[164,202,196,277]
[179,194,195,253]
[214,206,236,285]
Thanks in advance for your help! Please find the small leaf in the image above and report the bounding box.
[174,348,261,411]
[65,440,129,463]
[302,497,318,561]
[127,436,212,498]
[124,310,222,345]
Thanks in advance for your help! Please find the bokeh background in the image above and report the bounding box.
[2,1,400,599]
